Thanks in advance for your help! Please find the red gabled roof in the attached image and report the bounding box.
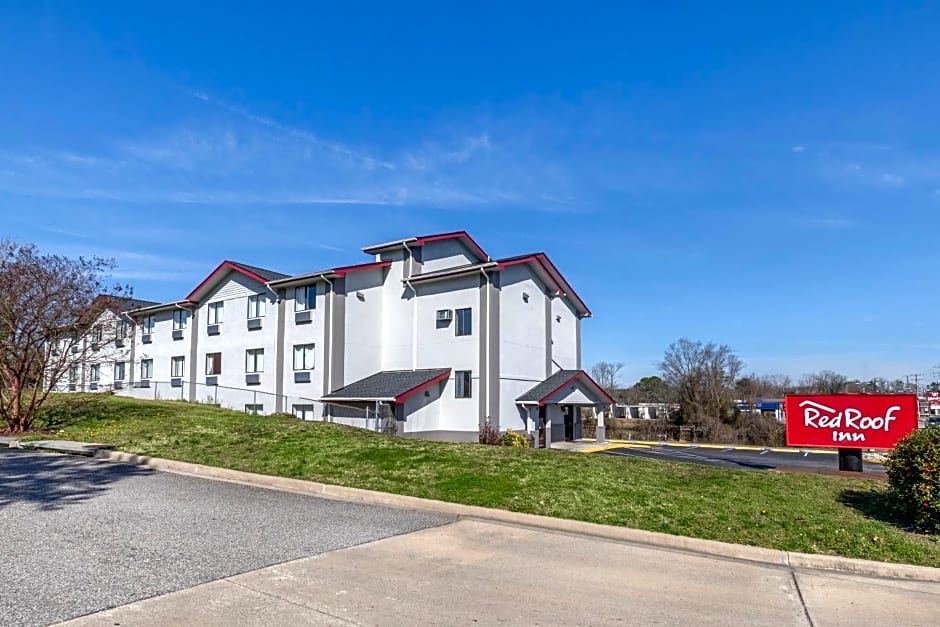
[394,370,453,403]
[415,231,489,262]
[496,253,591,317]
[538,371,616,406]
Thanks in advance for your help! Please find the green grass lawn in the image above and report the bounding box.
[27,394,940,568]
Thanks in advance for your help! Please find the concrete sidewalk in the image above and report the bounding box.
[61,518,940,627]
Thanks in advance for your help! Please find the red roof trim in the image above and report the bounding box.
[415,231,489,261]
[332,260,392,277]
[393,370,452,404]
[185,261,270,302]
[536,254,591,316]
[496,255,567,298]
[538,371,617,406]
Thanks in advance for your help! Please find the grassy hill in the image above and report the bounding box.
[26,394,940,567]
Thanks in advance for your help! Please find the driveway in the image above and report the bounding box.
[601,443,887,476]
[0,449,453,627]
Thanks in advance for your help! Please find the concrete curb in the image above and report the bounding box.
[94,450,940,583]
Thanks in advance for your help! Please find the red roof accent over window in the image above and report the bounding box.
[393,370,452,403]
[185,261,271,302]
[332,261,392,277]
[415,231,489,261]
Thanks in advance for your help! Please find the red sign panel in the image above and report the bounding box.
[928,391,940,409]
[785,394,918,449]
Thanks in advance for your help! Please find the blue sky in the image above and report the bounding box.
[2,1,939,385]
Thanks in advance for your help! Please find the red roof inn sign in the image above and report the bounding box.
[785,394,918,449]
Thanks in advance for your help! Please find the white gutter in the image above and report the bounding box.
[322,274,334,392]
[480,267,491,422]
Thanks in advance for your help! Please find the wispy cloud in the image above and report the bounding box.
[880,173,904,186]
[793,216,856,230]
[792,145,805,153]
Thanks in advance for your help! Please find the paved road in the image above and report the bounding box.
[0,449,453,627]
[601,443,887,476]
[63,519,940,627]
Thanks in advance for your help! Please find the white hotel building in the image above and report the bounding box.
[61,232,614,444]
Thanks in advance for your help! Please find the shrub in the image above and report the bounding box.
[478,421,502,446]
[885,427,940,534]
[503,429,529,448]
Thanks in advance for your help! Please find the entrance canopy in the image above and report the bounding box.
[515,370,616,407]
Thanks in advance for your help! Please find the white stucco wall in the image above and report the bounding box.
[419,238,478,273]
[551,296,579,371]
[380,249,415,371]
[342,268,385,385]
[196,271,279,411]
[281,280,326,402]
[496,265,548,431]
[134,309,182,386]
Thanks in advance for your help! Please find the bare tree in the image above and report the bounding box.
[0,240,124,433]
[590,361,624,395]
[798,370,848,394]
[659,338,743,429]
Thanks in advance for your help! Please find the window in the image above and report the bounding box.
[455,370,472,398]
[114,362,126,381]
[245,404,264,415]
[293,344,315,370]
[117,320,128,339]
[247,294,266,319]
[455,308,472,336]
[90,325,103,344]
[171,356,186,378]
[207,302,223,325]
[142,315,155,335]
[245,348,264,373]
[294,285,316,311]
[293,404,316,421]
[140,359,153,380]
[69,366,78,384]
[173,309,188,330]
[89,364,100,382]
[206,352,222,375]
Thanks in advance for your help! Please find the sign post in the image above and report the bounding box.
[785,394,919,473]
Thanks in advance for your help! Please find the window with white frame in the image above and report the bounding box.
[171,356,186,378]
[455,370,472,398]
[247,294,266,319]
[293,404,316,421]
[245,348,264,373]
[90,325,103,343]
[294,285,316,311]
[173,309,188,330]
[117,320,128,339]
[206,352,222,375]
[114,362,126,381]
[69,366,78,384]
[140,359,153,380]
[455,308,472,336]
[89,364,100,382]
[245,404,264,415]
[293,344,315,370]
[207,302,223,325]
[142,315,155,335]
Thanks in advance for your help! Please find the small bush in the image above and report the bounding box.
[886,427,940,534]
[478,421,502,445]
[503,429,529,448]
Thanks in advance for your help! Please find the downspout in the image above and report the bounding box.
[322,273,334,391]
[480,267,490,425]
[402,242,417,371]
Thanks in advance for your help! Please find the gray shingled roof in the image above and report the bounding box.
[230,261,291,282]
[99,295,161,311]
[322,369,451,401]
[516,370,583,403]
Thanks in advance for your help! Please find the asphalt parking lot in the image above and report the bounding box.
[600,443,887,476]
[0,449,454,627]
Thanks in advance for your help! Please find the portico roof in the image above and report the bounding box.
[516,370,616,406]
[321,368,451,403]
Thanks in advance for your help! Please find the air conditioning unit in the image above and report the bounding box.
[436,309,453,322]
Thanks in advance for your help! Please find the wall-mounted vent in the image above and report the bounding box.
[207,325,220,336]
[172,329,184,340]
[245,373,261,386]
[171,378,183,388]
[436,309,453,322]
[295,310,312,324]
[247,318,263,331]
[142,334,152,344]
